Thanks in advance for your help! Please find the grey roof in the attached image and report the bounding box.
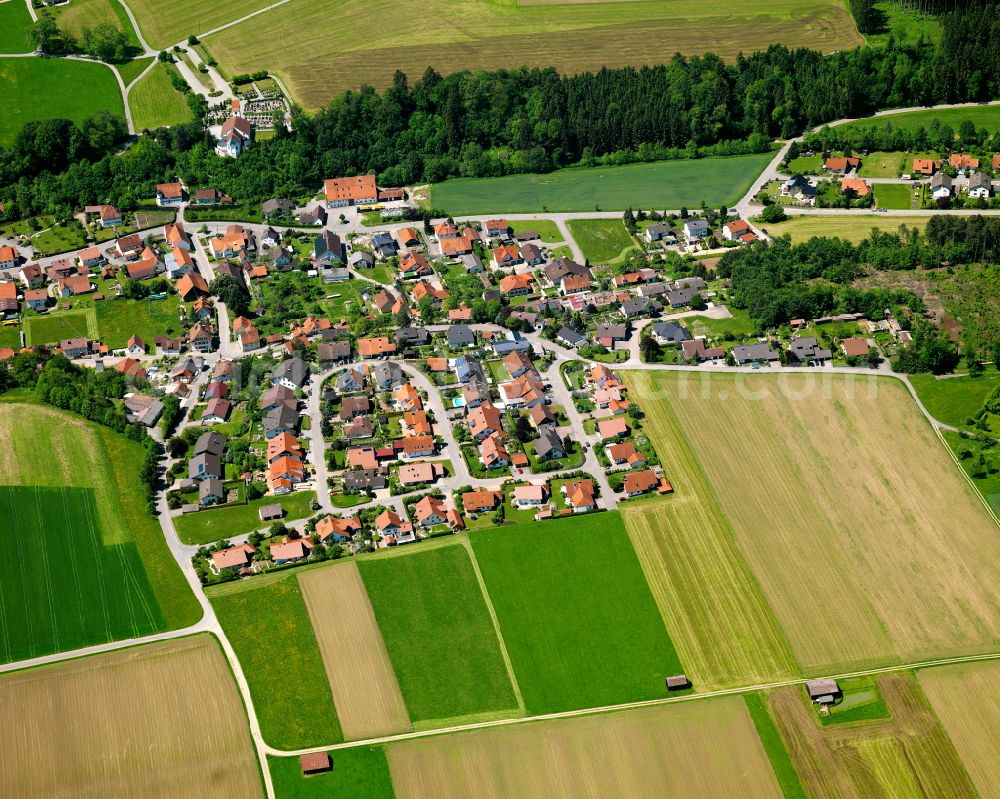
[264,404,299,434]
[371,360,404,388]
[188,452,222,480]
[199,477,224,501]
[969,172,992,190]
[557,326,585,346]
[372,232,395,249]
[318,340,351,361]
[533,426,565,459]
[344,468,387,491]
[651,321,692,343]
[732,343,779,362]
[544,257,589,283]
[684,218,710,236]
[314,230,345,261]
[622,298,655,317]
[448,325,476,348]
[396,327,430,346]
[262,198,294,215]
[666,286,700,307]
[931,172,953,189]
[350,251,375,268]
[461,253,484,271]
[788,336,832,362]
[194,432,226,457]
[272,357,308,388]
[596,324,628,340]
[454,354,485,384]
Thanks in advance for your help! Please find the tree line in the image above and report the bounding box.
[2,2,1000,218]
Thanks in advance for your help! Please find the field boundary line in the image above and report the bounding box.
[459,538,526,717]
[933,425,1000,530]
[273,650,1000,756]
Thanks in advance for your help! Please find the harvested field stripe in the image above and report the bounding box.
[744,693,807,799]
[459,538,525,715]
[299,562,410,741]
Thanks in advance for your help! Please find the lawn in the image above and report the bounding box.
[386,698,783,799]
[819,675,890,725]
[357,542,520,726]
[0,0,34,52]
[129,62,191,130]
[173,490,316,545]
[0,326,20,348]
[0,401,199,662]
[206,0,862,107]
[94,293,184,348]
[837,105,1000,135]
[429,154,774,214]
[507,218,563,243]
[470,513,681,714]
[761,214,929,244]
[0,58,125,146]
[685,307,755,341]
[565,218,635,264]
[633,371,1000,675]
[116,55,154,86]
[0,635,263,799]
[210,573,343,749]
[24,308,98,346]
[267,748,395,799]
[909,371,1000,428]
[872,182,915,210]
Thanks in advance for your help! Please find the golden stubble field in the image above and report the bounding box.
[0,635,262,798]
[767,674,975,798]
[387,696,782,799]
[630,371,1000,675]
[918,661,1000,798]
[202,0,863,107]
[298,562,411,740]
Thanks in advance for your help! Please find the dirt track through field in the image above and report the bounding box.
[918,661,1000,798]
[299,563,410,740]
[387,696,782,799]
[0,635,262,798]
[768,674,976,798]
[641,372,1000,675]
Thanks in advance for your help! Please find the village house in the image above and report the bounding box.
[414,495,449,527]
[824,156,860,175]
[375,509,415,543]
[513,483,548,508]
[781,175,817,204]
[607,441,647,469]
[732,342,779,364]
[463,489,501,515]
[314,230,346,263]
[210,543,255,575]
[315,515,361,545]
[931,172,953,200]
[623,469,660,497]
[480,433,510,469]
[358,336,397,359]
[325,174,379,208]
[533,426,565,461]
[562,479,597,512]
[156,182,185,206]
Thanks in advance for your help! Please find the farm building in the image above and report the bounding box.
[806,678,841,705]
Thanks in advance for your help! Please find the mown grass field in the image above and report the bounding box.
[0,401,199,660]
[918,660,1000,799]
[837,104,1000,134]
[125,0,274,48]
[129,62,191,130]
[768,673,976,799]
[268,747,395,799]
[0,58,125,146]
[387,698,782,799]
[565,218,635,264]
[0,485,163,663]
[761,214,929,243]
[470,514,680,714]
[173,489,315,544]
[621,372,799,690]
[506,218,562,243]
[51,0,141,47]
[430,154,774,214]
[652,372,1000,675]
[95,294,185,349]
[0,635,263,798]
[299,562,410,741]
[909,371,1000,428]
[872,182,915,210]
[206,0,862,107]
[358,542,520,726]
[25,308,98,346]
[210,573,342,749]
[0,0,34,52]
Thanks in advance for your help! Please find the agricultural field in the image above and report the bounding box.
[268,747,395,799]
[909,371,1000,428]
[51,0,141,47]
[210,572,342,749]
[872,182,915,210]
[129,62,192,130]
[299,563,410,741]
[620,377,798,690]
[173,489,316,544]
[565,218,635,264]
[767,673,975,798]
[357,542,520,726]
[0,401,198,662]
[206,0,862,107]
[124,0,274,48]
[760,214,929,243]
[836,104,1000,134]
[918,660,1000,799]
[387,697,782,799]
[0,58,125,146]
[0,635,263,798]
[470,514,680,714]
[0,0,34,52]
[429,154,774,214]
[640,372,1000,675]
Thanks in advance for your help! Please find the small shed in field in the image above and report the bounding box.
[299,752,331,775]
[665,674,690,691]
[806,678,840,705]
[259,504,285,522]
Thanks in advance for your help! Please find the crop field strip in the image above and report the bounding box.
[0,635,263,798]
[470,514,682,714]
[918,660,1000,798]
[767,673,976,798]
[386,696,783,799]
[621,372,798,689]
[203,0,862,107]
[129,62,192,131]
[648,372,1000,675]
[358,543,520,727]
[299,562,411,741]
